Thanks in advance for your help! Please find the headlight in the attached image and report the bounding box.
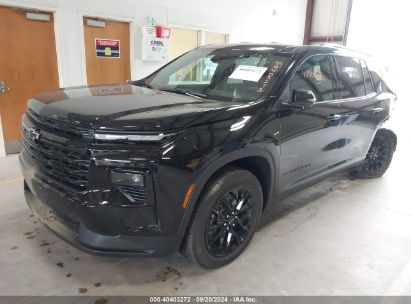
[110,172,145,187]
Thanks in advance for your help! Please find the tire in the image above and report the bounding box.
[184,167,263,268]
[351,132,395,179]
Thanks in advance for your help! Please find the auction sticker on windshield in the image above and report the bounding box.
[229,65,268,82]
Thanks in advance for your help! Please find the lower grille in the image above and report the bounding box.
[22,132,90,191]
[118,185,147,203]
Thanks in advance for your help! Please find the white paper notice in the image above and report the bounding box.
[229,65,268,82]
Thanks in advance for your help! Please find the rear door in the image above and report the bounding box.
[278,54,343,193]
[331,55,390,166]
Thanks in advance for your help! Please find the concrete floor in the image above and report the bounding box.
[0,110,410,296]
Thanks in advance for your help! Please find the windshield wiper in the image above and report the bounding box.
[131,81,155,89]
[161,88,208,99]
[131,82,208,99]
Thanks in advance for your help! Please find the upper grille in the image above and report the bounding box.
[28,109,93,139]
[22,118,91,191]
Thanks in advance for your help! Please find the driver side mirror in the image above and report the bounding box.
[292,89,316,107]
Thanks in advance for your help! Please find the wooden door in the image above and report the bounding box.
[83,17,131,85]
[204,31,229,45]
[169,27,200,60]
[0,6,59,154]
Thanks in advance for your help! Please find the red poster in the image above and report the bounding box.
[95,38,120,58]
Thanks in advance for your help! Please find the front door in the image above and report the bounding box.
[0,6,59,154]
[278,54,342,193]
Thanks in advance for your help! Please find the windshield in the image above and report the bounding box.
[140,47,292,102]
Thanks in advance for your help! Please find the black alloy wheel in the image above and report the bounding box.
[363,136,391,174]
[205,186,255,257]
[184,167,263,268]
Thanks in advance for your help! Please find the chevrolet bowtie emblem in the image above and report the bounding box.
[28,127,41,141]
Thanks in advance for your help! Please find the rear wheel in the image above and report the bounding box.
[351,132,395,178]
[184,167,263,268]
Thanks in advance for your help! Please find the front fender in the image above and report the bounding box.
[176,144,279,246]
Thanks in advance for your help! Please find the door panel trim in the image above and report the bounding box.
[78,12,136,85]
[4,140,23,154]
[0,115,5,156]
[168,23,231,47]
[168,23,231,37]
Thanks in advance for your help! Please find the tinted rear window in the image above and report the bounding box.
[335,56,366,98]
[361,59,374,95]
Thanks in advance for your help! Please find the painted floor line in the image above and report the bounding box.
[0,176,24,185]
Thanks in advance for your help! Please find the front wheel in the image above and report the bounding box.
[351,132,395,179]
[184,167,263,268]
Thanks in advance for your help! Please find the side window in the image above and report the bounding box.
[335,56,366,98]
[281,55,334,103]
[361,60,374,95]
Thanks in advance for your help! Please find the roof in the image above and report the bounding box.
[199,42,371,59]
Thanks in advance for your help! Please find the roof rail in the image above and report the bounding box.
[314,43,372,57]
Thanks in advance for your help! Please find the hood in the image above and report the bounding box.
[28,83,260,132]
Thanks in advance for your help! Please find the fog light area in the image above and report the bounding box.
[110,172,145,187]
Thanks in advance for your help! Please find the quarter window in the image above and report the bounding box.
[335,56,366,98]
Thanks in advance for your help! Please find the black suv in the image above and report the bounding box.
[20,44,397,268]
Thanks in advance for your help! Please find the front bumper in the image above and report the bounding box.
[20,150,180,257]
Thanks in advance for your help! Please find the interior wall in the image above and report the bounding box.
[0,0,307,157]
[1,0,307,85]
[347,0,410,99]
[347,0,410,141]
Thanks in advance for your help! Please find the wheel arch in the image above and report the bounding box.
[177,148,277,246]
[375,127,397,151]
[229,156,272,210]
[375,115,398,151]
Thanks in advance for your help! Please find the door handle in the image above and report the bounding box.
[327,114,342,121]
[0,80,10,94]
[371,107,383,114]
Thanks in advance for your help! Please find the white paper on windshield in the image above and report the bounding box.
[229,65,268,82]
